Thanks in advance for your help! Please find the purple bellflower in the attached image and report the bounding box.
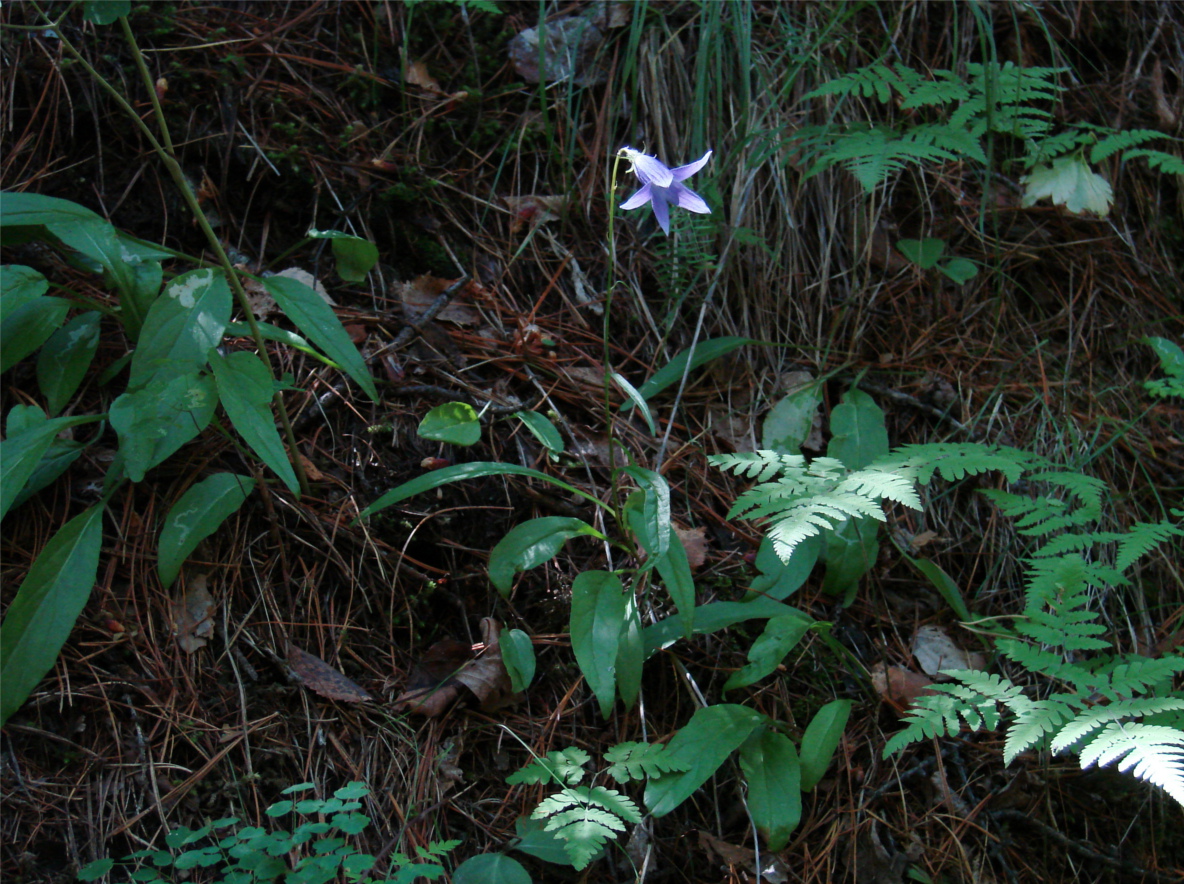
[618,146,712,234]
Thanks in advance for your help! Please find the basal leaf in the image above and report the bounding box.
[624,467,671,560]
[451,853,532,884]
[828,387,888,470]
[1021,154,1113,216]
[612,371,657,434]
[762,383,822,454]
[895,237,945,269]
[500,628,536,693]
[798,699,852,791]
[263,275,378,401]
[358,462,609,519]
[512,814,579,866]
[820,516,879,604]
[36,311,101,415]
[644,704,765,817]
[158,473,256,587]
[418,401,481,446]
[634,337,754,403]
[570,570,627,719]
[643,597,810,658]
[615,591,644,711]
[0,503,103,725]
[1,408,97,521]
[749,533,821,600]
[488,516,605,595]
[210,350,299,493]
[129,269,230,390]
[307,229,379,283]
[1,265,48,308]
[723,612,814,691]
[739,727,801,850]
[514,410,564,454]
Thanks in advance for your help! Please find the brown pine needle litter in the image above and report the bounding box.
[2,2,1182,883]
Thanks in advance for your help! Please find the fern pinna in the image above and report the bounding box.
[710,441,1184,805]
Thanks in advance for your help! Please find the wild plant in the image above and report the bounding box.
[0,3,380,724]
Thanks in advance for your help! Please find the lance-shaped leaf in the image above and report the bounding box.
[158,473,256,587]
[739,727,802,850]
[489,517,605,595]
[129,268,230,390]
[570,570,628,719]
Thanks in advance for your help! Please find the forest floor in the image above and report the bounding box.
[2,2,1183,883]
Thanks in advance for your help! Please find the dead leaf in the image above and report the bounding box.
[675,525,708,571]
[298,454,325,482]
[707,404,756,451]
[871,661,937,712]
[275,267,334,306]
[287,643,373,703]
[697,831,789,883]
[502,194,568,233]
[397,618,513,717]
[404,59,441,93]
[170,574,215,654]
[911,625,983,681]
[242,277,277,319]
[396,275,480,325]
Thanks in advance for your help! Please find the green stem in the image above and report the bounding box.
[37,4,309,495]
[603,151,625,523]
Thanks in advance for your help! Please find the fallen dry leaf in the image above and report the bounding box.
[170,574,215,654]
[502,194,568,233]
[287,643,373,703]
[911,625,983,681]
[698,831,789,883]
[397,618,513,717]
[396,275,480,325]
[871,661,937,713]
[674,525,708,571]
[404,59,441,93]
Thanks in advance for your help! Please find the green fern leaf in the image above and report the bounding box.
[877,443,1041,485]
[1094,656,1184,700]
[1115,520,1184,571]
[603,742,688,783]
[1122,148,1184,176]
[1079,723,1184,807]
[1089,129,1168,163]
[1052,699,1184,754]
[507,748,590,786]
[1004,697,1079,763]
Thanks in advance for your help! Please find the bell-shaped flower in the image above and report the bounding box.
[618,146,712,234]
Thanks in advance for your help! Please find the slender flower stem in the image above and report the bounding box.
[602,151,625,523]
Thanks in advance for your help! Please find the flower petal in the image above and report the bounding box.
[621,147,674,187]
[671,149,713,182]
[650,191,671,234]
[673,184,710,214]
[620,184,653,210]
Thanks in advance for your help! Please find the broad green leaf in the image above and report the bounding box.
[723,612,814,691]
[634,336,754,402]
[739,728,801,850]
[0,503,103,725]
[1,295,71,373]
[358,461,610,519]
[1,264,48,307]
[615,591,644,710]
[83,0,130,23]
[906,555,973,622]
[798,699,852,792]
[821,517,879,604]
[1,408,96,521]
[129,269,231,390]
[514,409,564,454]
[828,387,889,470]
[451,853,532,884]
[10,435,87,511]
[209,350,299,493]
[263,275,378,401]
[939,257,978,285]
[109,373,217,481]
[624,468,671,560]
[653,524,696,638]
[643,597,810,658]
[77,859,115,881]
[1021,154,1113,216]
[488,516,605,595]
[418,401,481,446]
[749,533,821,600]
[36,311,101,415]
[762,384,822,454]
[512,814,579,866]
[307,229,379,283]
[612,371,657,434]
[644,704,765,817]
[158,473,256,587]
[570,570,627,719]
[500,628,536,693]
[895,238,945,269]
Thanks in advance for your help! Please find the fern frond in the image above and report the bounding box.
[1051,699,1184,754]
[535,785,640,870]
[1079,723,1184,807]
[1122,149,1184,176]
[1115,520,1184,571]
[506,748,590,786]
[1092,656,1184,700]
[1090,129,1168,163]
[981,471,1105,536]
[603,742,688,784]
[898,68,970,108]
[1017,555,1110,651]
[839,466,924,510]
[903,123,987,164]
[765,494,888,559]
[876,443,1042,485]
[708,451,803,483]
[1004,696,1079,763]
[801,64,907,103]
